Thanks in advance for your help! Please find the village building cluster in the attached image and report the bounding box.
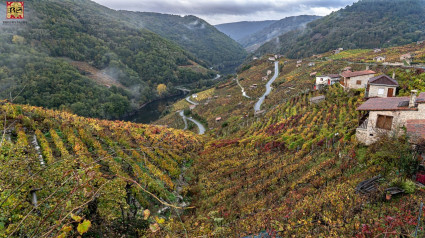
[311,62,425,145]
[356,90,425,145]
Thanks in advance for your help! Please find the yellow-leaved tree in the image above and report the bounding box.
[157,84,167,96]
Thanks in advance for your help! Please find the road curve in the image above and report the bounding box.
[254,61,279,112]
[236,78,250,98]
[185,96,199,105]
[178,110,205,135]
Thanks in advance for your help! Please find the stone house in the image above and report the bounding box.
[366,74,398,98]
[374,56,386,62]
[269,57,276,61]
[400,53,412,63]
[374,48,382,53]
[340,70,376,89]
[356,90,425,145]
[308,62,315,67]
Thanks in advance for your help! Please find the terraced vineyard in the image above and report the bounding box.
[163,86,425,237]
[0,102,202,237]
[3,41,425,237]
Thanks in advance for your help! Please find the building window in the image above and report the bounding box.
[356,80,362,85]
[376,115,393,130]
[378,88,385,95]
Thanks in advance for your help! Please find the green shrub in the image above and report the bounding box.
[401,180,416,194]
[356,146,368,164]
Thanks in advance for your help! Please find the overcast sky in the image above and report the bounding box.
[93,0,357,25]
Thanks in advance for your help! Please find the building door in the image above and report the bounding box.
[387,88,394,97]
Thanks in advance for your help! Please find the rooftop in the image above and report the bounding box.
[327,74,341,78]
[357,96,412,111]
[316,74,340,78]
[310,95,326,102]
[368,74,398,86]
[357,92,425,111]
[341,70,376,78]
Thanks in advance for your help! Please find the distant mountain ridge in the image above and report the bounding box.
[255,0,425,58]
[120,12,248,73]
[215,20,277,41]
[240,15,321,51]
[215,16,320,52]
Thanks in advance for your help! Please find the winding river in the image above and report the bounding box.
[254,61,279,112]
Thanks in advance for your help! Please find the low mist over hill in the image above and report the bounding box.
[215,20,277,41]
[256,0,425,58]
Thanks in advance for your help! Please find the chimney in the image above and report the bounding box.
[392,71,395,79]
[366,65,370,70]
[409,90,418,108]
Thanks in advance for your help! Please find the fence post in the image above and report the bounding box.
[415,202,423,237]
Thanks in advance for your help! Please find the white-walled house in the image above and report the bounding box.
[356,91,425,145]
[374,56,386,62]
[366,74,398,98]
[315,74,340,86]
[340,70,376,89]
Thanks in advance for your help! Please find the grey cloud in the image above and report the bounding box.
[93,0,356,24]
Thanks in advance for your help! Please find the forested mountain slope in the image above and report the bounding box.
[239,15,321,51]
[121,12,248,73]
[215,20,277,41]
[256,0,425,58]
[0,0,215,119]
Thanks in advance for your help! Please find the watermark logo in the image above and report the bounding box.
[6,2,24,19]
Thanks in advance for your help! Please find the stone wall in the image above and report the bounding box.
[368,85,397,98]
[358,108,423,145]
[347,75,374,89]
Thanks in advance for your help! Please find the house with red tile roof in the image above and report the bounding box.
[356,90,425,145]
[366,74,398,98]
[340,70,376,89]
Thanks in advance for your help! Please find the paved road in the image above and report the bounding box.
[236,78,250,98]
[254,61,279,112]
[178,110,205,135]
[185,96,199,105]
